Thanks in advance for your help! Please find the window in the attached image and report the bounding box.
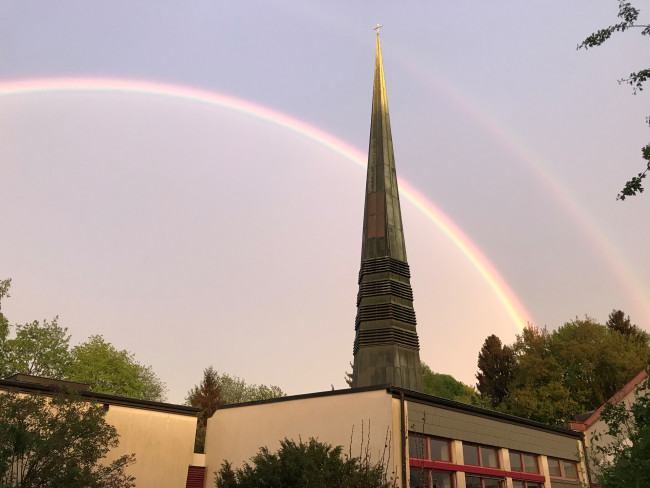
[512,482,542,488]
[547,458,561,477]
[409,435,451,462]
[548,457,579,479]
[463,444,480,465]
[410,468,429,488]
[480,447,499,468]
[409,435,428,459]
[562,460,578,479]
[508,451,539,474]
[409,469,453,488]
[430,438,451,461]
[462,443,500,468]
[522,454,538,473]
[465,475,503,488]
[432,472,453,488]
[509,452,522,471]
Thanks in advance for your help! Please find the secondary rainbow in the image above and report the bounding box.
[0,77,532,330]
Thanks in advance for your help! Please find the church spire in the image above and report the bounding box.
[352,32,423,391]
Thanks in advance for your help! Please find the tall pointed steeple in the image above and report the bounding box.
[352,32,423,391]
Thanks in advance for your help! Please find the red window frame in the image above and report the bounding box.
[408,434,429,460]
[547,457,562,477]
[408,434,453,463]
[462,443,500,469]
[512,481,543,488]
[548,457,579,480]
[462,443,480,466]
[429,437,453,462]
[508,451,539,474]
[409,467,456,488]
[562,460,579,480]
[465,473,504,488]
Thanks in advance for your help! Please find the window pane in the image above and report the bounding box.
[409,436,427,459]
[509,451,522,471]
[465,475,481,488]
[410,468,429,488]
[563,461,578,478]
[431,472,452,488]
[430,439,450,461]
[512,481,524,488]
[523,454,538,473]
[463,444,479,465]
[483,478,501,488]
[548,458,562,477]
[526,484,542,488]
[480,446,499,467]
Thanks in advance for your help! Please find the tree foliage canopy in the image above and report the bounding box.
[67,335,167,402]
[485,316,648,425]
[475,334,515,407]
[0,279,166,402]
[421,363,487,407]
[214,438,394,488]
[0,390,135,488]
[579,1,650,200]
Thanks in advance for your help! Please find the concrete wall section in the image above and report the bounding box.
[407,401,581,461]
[205,389,397,486]
[104,405,197,488]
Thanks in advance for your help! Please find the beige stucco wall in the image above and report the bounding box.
[104,405,197,488]
[205,389,399,486]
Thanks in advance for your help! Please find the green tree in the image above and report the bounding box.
[195,370,285,406]
[606,309,648,345]
[500,326,580,424]
[421,363,487,407]
[553,317,648,407]
[186,367,222,453]
[0,279,12,378]
[579,1,650,200]
[590,374,650,487]
[67,335,167,402]
[475,334,514,407]
[0,390,135,488]
[2,318,71,379]
[498,319,649,425]
[214,438,394,488]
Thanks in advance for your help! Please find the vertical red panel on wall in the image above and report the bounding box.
[185,466,206,488]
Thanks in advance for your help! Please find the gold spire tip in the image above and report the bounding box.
[373,24,383,34]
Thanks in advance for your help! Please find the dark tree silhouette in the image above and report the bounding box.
[476,334,515,407]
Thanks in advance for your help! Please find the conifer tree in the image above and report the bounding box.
[475,334,514,407]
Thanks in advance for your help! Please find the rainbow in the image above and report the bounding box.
[394,54,650,326]
[0,77,532,330]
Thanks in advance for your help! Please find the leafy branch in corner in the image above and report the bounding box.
[578,1,650,200]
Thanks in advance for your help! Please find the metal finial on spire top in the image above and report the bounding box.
[373,24,383,34]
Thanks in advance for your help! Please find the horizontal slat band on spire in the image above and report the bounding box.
[357,279,414,305]
[353,327,420,354]
[358,257,411,282]
[355,302,417,327]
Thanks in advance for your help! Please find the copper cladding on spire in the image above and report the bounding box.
[352,33,423,391]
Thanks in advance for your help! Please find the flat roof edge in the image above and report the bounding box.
[0,379,200,416]
[214,384,391,411]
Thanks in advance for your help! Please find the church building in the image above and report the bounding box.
[203,33,591,488]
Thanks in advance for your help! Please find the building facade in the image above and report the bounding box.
[1,374,202,488]
[204,385,588,488]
